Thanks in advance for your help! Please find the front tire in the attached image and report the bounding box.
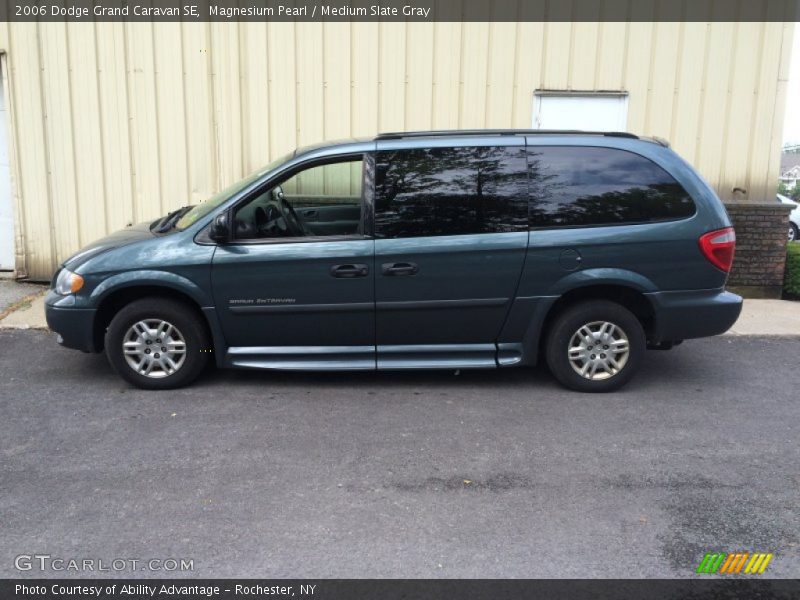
[545,300,645,393]
[790,223,798,243]
[105,298,211,390]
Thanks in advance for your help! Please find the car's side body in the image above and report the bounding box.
[45,130,742,390]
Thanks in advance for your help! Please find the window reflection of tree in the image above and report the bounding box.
[376,146,529,238]
[550,184,693,226]
[527,152,562,225]
[527,148,695,228]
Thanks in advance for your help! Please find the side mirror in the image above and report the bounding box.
[209,213,230,243]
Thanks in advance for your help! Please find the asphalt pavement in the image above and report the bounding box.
[1,330,798,578]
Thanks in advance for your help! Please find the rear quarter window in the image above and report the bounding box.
[527,146,696,228]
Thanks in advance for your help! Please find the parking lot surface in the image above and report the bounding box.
[1,330,798,578]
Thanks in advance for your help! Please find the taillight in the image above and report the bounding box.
[699,227,736,272]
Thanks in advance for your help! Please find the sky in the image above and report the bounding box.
[783,25,800,146]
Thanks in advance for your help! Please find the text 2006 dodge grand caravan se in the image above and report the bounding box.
[46,130,742,392]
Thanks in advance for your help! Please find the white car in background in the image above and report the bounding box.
[778,194,800,241]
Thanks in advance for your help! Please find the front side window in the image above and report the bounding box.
[375,146,528,238]
[527,146,696,228]
[233,158,364,240]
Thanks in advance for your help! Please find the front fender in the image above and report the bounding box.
[88,270,214,307]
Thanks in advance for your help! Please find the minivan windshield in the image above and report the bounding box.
[174,152,294,231]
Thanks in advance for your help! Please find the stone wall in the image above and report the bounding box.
[724,202,793,298]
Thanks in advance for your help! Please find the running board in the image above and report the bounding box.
[226,346,375,370]
[224,343,508,371]
[376,344,497,369]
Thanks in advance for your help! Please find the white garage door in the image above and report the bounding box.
[533,92,629,132]
[0,61,13,270]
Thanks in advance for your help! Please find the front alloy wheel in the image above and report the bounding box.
[105,298,210,390]
[123,319,187,378]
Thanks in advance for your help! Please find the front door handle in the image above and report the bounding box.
[330,263,369,278]
[381,262,419,276]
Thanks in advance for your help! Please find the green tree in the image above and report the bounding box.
[778,181,800,201]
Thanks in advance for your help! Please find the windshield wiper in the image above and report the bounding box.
[150,208,181,232]
[151,206,193,233]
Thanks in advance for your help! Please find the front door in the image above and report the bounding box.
[211,155,376,369]
[373,141,530,368]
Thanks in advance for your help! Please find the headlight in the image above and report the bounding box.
[54,269,85,295]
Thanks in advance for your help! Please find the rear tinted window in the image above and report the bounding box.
[375,146,528,238]
[527,146,695,228]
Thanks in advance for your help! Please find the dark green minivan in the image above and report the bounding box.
[45,130,742,392]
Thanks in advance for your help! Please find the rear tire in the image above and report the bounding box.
[105,298,211,390]
[545,300,645,393]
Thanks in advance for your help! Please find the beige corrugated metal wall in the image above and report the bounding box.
[0,11,795,279]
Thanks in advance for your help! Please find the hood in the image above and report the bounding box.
[62,221,155,270]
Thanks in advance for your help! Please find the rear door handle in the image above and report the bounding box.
[330,263,369,278]
[381,262,419,276]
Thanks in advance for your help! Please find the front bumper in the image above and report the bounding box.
[44,291,98,352]
[646,288,743,343]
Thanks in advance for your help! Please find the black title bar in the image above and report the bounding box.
[4,579,800,600]
[2,0,799,23]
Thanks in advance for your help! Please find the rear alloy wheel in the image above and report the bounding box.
[105,298,210,390]
[567,320,630,381]
[546,300,645,392]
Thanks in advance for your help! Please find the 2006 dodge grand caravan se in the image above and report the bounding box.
[46,130,742,392]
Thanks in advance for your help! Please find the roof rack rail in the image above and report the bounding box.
[374,129,640,141]
[604,131,640,139]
